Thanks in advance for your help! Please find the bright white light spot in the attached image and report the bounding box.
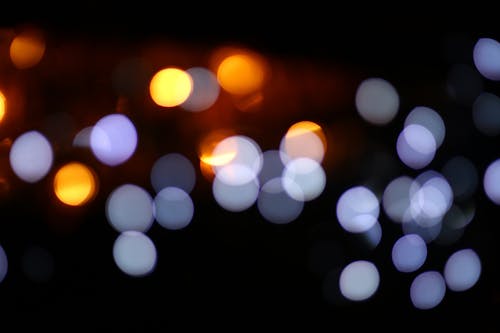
[0,245,7,283]
[391,234,427,273]
[473,92,500,136]
[154,187,194,230]
[397,124,436,170]
[113,231,157,277]
[336,186,379,233]
[444,248,481,292]
[404,106,445,147]
[9,131,53,183]
[355,77,399,125]
[90,114,137,166]
[382,176,413,223]
[339,260,379,301]
[410,271,446,310]
[408,171,453,228]
[182,67,220,112]
[441,156,478,201]
[212,135,262,176]
[483,158,500,204]
[150,153,196,193]
[106,184,154,232]
[257,177,304,224]
[473,38,500,81]
[213,176,259,212]
[216,164,256,186]
[282,157,325,202]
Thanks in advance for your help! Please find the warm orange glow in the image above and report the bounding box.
[53,162,97,206]
[217,54,266,95]
[197,130,236,180]
[0,91,5,123]
[9,31,46,69]
[149,68,193,107]
[283,121,327,162]
[200,151,237,166]
[199,159,216,181]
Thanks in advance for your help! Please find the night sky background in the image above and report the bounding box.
[1,8,500,330]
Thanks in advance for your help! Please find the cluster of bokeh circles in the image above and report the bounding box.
[329,37,500,309]
[1,28,499,311]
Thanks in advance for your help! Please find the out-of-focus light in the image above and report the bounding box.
[53,162,97,206]
[396,124,436,170]
[213,175,259,212]
[282,157,325,202]
[444,248,481,292]
[404,106,445,147]
[402,217,442,243]
[0,245,7,284]
[9,130,53,183]
[113,231,157,277]
[441,156,478,201]
[258,150,285,186]
[150,153,196,194]
[198,129,236,180]
[181,67,220,112]
[446,64,483,106]
[473,92,500,136]
[435,205,471,245]
[21,246,54,283]
[410,271,446,310]
[106,184,154,233]
[473,37,500,81]
[153,187,194,230]
[408,171,453,227]
[0,91,5,123]
[355,78,399,125]
[336,186,379,233]
[257,177,304,224]
[73,126,93,148]
[339,260,379,301]
[149,67,193,107]
[483,158,500,204]
[360,221,382,250]
[215,163,257,187]
[382,176,413,223]
[9,30,45,69]
[217,53,266,95]
[90,114,137,166]
[212,135,263,177]
[391,234,427,273]
[280,121,327,164]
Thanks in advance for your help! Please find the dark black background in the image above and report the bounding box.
[1,7,500,330]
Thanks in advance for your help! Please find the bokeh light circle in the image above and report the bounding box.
[444,248,481,292]
[339,260,380,301]
[9,131,53,183]
[355,78,399,125]
[53,162,97,206]
[113,231,157,277]
[90,114,137,166]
